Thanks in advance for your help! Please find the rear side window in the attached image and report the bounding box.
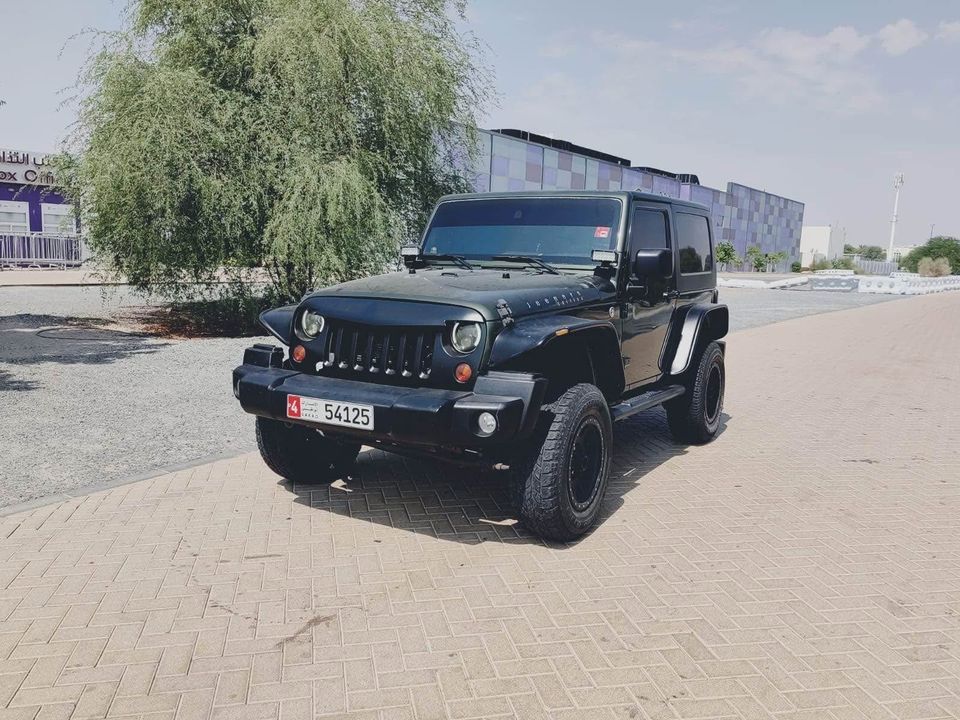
[676,213,712,274]
[629,208,669,250]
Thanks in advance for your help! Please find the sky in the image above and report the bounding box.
[1,0,958,248]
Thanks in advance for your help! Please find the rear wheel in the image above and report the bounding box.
[514,383,613,541]
[256,417,361,484]
[666,341,725,444]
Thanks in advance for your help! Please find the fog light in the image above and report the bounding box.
[454,363,473,383]
[291,345,306,363]
[477,411,497,436]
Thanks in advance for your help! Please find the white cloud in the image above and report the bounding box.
[756,26,870,65]
[937,21,960,42]
[649,25,883,112]
[875,19,928,55]
[607,19,940,114]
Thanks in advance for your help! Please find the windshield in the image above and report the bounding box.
[422,197,622,267]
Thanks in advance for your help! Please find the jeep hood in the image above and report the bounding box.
[307,268,614,321]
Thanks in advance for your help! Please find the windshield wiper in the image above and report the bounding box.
[491,255,561,275]
[422,254,475,271]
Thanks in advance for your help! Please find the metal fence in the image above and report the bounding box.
[848,257,899,276]
[0,233,85,268]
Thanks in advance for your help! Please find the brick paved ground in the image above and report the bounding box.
[1,292,959,720]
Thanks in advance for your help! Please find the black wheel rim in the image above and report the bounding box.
[569,420,604,511]
[705,364,723,425]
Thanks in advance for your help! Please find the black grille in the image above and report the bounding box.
[321,322,437,381]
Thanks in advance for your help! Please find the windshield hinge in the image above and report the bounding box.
[496,299,515,327]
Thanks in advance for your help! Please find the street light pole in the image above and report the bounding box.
[930,223,936,240]
[887,173,904,262]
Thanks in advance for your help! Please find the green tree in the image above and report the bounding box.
[715,240,737,271]
[763,251,787,273]
[843,244,885,261]
[61,0,489,302]
[745,245,765,272]
[901,237,959,274]
[859,246,886,261]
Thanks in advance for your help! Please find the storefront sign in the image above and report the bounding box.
[0,149,57,186]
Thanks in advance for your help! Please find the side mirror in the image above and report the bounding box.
[633,248,673,279]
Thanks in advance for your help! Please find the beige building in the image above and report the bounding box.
[799,225,845,267]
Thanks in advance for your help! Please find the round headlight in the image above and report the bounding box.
[451,321,482,354]
[297,310,324,340]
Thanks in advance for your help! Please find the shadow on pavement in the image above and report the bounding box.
[0,314,169,390]
[279,408,730,546]
[0,367,39,392]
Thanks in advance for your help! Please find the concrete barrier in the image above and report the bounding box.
[718,276,810,290]
[814,269,856,277]
[858,275,960,295]
[810,276,859,291]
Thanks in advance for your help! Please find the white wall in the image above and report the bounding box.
[800,226,831,267]
[800,225,844,267]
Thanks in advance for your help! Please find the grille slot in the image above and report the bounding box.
[323,322,438,382]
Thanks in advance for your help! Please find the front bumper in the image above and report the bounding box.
[233,344,546,448]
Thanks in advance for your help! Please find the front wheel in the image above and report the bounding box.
[256,417,361,484]
[666,341,725,444]
[514,383,613,541]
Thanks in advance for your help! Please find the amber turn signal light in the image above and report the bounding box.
[291,345,306,363]
[454,363,473,383]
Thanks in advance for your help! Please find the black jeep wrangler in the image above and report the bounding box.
[233,191,727,540]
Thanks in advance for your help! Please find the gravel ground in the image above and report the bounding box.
[721,285,900,332]
[0,286,266,508]
[0,284,904,509]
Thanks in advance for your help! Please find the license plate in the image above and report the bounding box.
[286,394,374,430]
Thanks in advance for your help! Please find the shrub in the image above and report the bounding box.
[715,241,737,271]
[901,237,959,274]
[918,256,952,277]
[790,261,802,273]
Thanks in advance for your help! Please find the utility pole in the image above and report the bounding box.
[930,223,936,239]
[887,173,904,262]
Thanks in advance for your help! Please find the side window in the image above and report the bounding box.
[675,213,712,274]
[629,207,669,251]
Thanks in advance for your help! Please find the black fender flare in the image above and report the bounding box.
[668,304,729,376]
[259,305,297,345]
[488,314,625,398]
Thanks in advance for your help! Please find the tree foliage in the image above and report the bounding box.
[61,0,489,301]
[901,237,959,275]
[844,244,886,261]
[715,240,736,270]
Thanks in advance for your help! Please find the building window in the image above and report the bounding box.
[0,201,29,233]
[41,203,76,235]
[676,212,713,274]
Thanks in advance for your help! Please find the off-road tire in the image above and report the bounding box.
[515,383,613,541]
[255,417,361,484]
[666,340,725,444]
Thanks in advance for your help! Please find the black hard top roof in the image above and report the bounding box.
[436,189,710,213]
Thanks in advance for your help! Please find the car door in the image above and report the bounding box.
[620,202,676,388]
[674,210,717,313]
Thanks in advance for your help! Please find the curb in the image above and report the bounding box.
[0,446,255,519]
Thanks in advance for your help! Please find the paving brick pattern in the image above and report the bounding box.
[1,292,959,719]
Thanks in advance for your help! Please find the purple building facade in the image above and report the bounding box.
[459,129,805,270]
[1,149,80,266]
